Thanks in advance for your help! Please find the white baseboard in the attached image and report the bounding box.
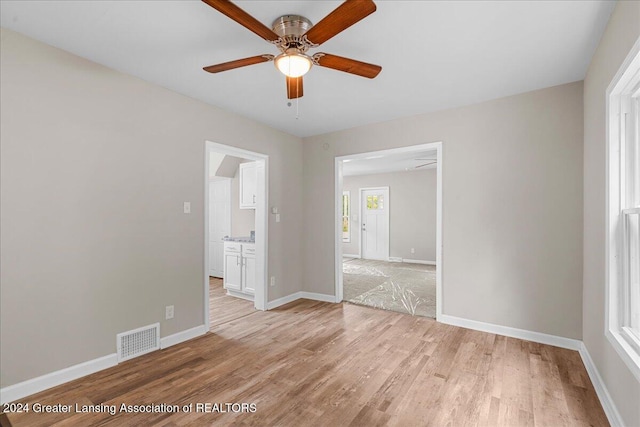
[403,258,436,265]
[160,324,208,350]
[343,254,361,258]
[300,291,338,303]
[267,291,338,309]
[439,314,624,424]
[578,343,624,426]
[388,257,403,262]
[0,323,208,404]
[439,314,582,350]
[267,292,303,310]
[226,290,254,301]
[0,353,118,404]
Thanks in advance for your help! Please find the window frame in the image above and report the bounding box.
[605,38,640,382]
[342,191,351,243]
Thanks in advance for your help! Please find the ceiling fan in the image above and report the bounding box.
[201,0,382,99]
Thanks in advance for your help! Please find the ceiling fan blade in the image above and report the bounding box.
[286,76,304,99]
[314,53,381,78]
[203,55,273,73]
[303,0,376,46]
[201,0,280,42]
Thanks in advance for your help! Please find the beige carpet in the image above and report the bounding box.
[343,258,436,318]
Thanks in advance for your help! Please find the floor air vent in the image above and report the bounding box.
[117,323,160,362]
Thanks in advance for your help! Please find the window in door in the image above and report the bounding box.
[366,194,384,210]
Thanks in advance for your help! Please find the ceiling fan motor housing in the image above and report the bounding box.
[272,15,314,52]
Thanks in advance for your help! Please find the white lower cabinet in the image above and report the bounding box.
[223,241,255,299]
[242,245,256,295]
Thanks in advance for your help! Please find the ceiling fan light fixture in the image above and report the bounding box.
[274,49,313,78]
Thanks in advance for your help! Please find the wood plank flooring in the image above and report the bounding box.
[4,284,608,426]
[209,277,255,327]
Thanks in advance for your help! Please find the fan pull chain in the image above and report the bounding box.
[296,78,300,120]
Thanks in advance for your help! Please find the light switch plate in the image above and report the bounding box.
[275,213,281,223]
[183,202,191,214]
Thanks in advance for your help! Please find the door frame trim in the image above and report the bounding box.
[358,186,390,261]
[334,142,443,320]
[208,177,231,278]
[205,141,269,332]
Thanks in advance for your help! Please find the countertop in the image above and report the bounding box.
[222,236,255,243]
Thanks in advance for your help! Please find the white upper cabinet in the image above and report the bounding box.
[239,162,257,209]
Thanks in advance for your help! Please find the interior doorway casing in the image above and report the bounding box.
[208,178,231,278]
[334,142,443,320]
[204,141,269,331]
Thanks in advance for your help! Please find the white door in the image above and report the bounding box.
[209,179,231,277]
[361,188,389,261]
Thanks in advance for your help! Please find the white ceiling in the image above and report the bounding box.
[343,149,437,177]
[0,1,614,138]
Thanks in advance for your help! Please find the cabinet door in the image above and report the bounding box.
[242,255,256,295]
[239,162,257,209]
[223,252,242,291]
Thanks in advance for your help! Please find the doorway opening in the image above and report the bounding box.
[204,141,268,331]
[335,142,443,320]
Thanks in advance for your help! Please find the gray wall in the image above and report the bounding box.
[342,169,437,262]
[304,81,584,340]
[0,28,303,388]
[583,1,640,425]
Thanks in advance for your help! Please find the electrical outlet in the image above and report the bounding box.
[183,202,191,214]
[411,248,415,254]
[165,305,174,320]
[270,276,276,287]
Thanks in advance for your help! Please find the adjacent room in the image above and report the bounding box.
[1,1,639,426]
[340,149,438,318]
[208,150,262,326]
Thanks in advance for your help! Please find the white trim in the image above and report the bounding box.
[205,141,269,322]
[266,291,339,310]
[0,354,118,404]
[0,324,207,404]
[342,190,351,243]
[226,289,254,301]
[439,314,582,350]
[578,343,624,427]
[266,292,302,310]
[207,177,231,278]
[439,313,624,425]
[343,253,361,259]
[334,142,443,320]
[402,258,436,265]
[160,324,207,350]
[435,142,443,320]
[388,256,403,262]
[300,291,338,303]
[605,36,640,382]
[335,158,344,302]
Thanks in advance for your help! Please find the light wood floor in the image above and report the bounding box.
[209,277,254,327]
[5,284,608,427]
